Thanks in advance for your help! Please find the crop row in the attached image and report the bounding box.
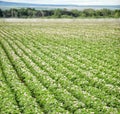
[0,21,119,114]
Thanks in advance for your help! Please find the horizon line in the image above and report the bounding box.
[0,0,120,5]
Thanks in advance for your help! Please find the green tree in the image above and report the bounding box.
[100,9,111,17]
[83,9,95,17]
[0,9,3,17]
[71,9,80,17]
[54,9,62,18]
[114,10,120,18]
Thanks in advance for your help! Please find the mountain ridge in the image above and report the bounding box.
[1,1,120,6]
[0,0,120,10]
[0,1,79,6]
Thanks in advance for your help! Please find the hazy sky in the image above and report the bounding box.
[2,0,120,5]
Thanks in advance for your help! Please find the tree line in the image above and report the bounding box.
[0,8,120,18]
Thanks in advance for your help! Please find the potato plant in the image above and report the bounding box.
[0,19,120,114]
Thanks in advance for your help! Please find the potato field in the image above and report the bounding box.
[0,19,120,114]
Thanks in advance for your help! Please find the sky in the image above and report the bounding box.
[1,0,120,5]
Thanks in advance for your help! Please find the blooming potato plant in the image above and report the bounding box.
[0,19,119,114]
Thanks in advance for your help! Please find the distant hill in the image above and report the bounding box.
[0,1,120,10]
[0,1,78,7]
[0,1,33,6]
